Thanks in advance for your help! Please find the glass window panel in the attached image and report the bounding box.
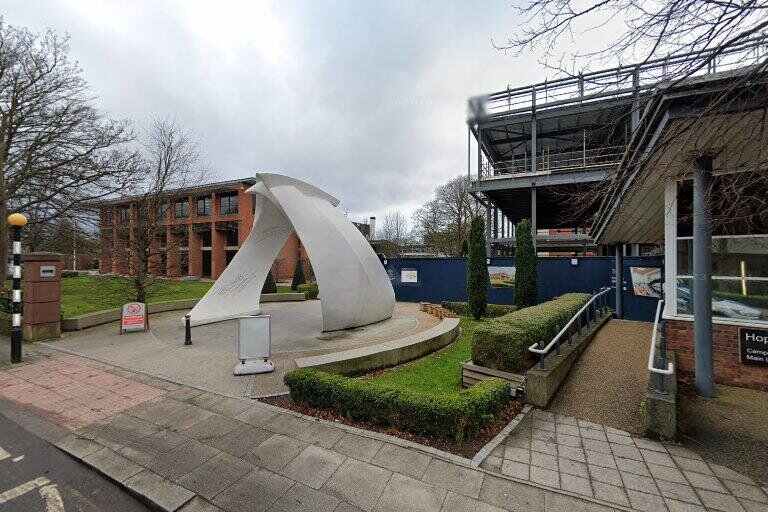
[677,236,768,278]
[676,277,768,321]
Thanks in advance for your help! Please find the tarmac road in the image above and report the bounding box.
[0,412,150,512]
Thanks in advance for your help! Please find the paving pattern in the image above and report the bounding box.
[481,408,768,512]
[46,301,438,398]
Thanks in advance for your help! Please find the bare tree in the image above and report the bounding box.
[119,118,207,303]
[412,175,482,255]
[379,211,409,250]
[496,0,768,232]
[0,20,137,284]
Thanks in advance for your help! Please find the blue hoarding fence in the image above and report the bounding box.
[383,256,663,323]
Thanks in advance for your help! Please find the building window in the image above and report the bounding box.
[103,209,113,224]
[196,196,211,216]
[119,207,130,223]
[676,235,768,322]
[175,200,189,219]
[219,192,238,215]
[156,203,169,221]
[225,226,239,246]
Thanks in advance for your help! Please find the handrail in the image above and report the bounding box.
[648,299,674,375]
[528,287,612,366]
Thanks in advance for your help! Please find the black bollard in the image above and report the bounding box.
[185,314,192,345]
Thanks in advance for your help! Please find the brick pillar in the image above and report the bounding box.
[188,225,202,277]
[22,252,63,341]
[148,234,161,275]
[166,227,181,278]
[238,188,254,245]
[113,229,129,275]
[212,224,226,278]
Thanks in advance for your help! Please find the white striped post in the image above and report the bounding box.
[8,213,27,363]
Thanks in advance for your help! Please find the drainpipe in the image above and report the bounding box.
[615,244,623,319]
[693,156,714,398]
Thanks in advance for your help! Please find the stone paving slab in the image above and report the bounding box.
[482,408,768,512]
[6,350,765,512]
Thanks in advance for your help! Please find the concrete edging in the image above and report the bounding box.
[61,292,306,332]
[471,404,533,467]
[293,317,461,375]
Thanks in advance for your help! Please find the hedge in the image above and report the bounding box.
[441,301,517,318]
[297,282,319,299]
[471,293,591,372]
[284,368,511,442]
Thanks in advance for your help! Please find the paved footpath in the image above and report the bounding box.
[482,409,768,512]
[1,349,765,512]
[0,349,625,512]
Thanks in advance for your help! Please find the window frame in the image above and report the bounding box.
[219,192,239,216]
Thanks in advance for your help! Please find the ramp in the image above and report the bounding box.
[547,319,653,435]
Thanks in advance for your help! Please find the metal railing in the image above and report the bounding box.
[471,35,768,121]
[648,299,674,392]
[481,145,626,178]
[528,287,612,369]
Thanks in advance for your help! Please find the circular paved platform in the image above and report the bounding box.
[46,301,441,398]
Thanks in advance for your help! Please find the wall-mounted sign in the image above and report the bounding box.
[121,302,147,333]
[40,265,56,278]
[630,267,662,298]
[401,269,418,284]
[489,266,515,288]
[739,327,768,367]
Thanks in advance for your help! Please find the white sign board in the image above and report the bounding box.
[401,269,418,284]
[237,315,271,360]
[121,302,147,333]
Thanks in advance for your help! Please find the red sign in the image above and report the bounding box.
[121,302,147,333]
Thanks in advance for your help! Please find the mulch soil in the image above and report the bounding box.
[260,395,523,458]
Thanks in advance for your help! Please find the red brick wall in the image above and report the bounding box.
[666,319,768,392]
[271,232,310,281]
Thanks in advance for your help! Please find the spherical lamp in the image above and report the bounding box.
[7,213,28,227]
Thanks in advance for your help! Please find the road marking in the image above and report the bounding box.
[40,484,65,512]
[12,455,24,462]
[0,476,51,504]
[0,446,10,461]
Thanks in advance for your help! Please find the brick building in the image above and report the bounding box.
[97,178,373,282]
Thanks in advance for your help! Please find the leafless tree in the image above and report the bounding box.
[0,20,137,285]
[497,0,768,233]
[413,175,483,255]
[119,118,207,303]
[379,211,409,250]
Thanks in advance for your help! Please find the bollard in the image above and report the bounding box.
[184,314,192,345]
[8,213,27,363]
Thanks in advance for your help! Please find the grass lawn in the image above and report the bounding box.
[362,317,485,395]
[61,275,213,318]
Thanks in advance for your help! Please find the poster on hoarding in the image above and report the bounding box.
[629,267,662,298]
[489,266,516,288]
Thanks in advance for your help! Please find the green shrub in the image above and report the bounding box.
[297,282,319,299]
[441,301,517,318]
[515,218,538,309]
[262,271,277,294]
[291,261,306,290]
[284,368,511,442]
[472,293,590,372]
[467,215,489,320]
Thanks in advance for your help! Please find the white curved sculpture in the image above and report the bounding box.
[188,173,395,331]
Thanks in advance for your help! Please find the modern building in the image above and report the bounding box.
[468,37,768,393]
[97,178,375,281]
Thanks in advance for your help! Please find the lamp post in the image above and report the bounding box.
[8,213,27,363]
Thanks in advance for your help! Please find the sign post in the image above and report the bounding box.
[121,302,148,334]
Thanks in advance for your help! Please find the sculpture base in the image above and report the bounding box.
[233,359,275,375]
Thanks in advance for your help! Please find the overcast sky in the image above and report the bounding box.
[4,1,617,226]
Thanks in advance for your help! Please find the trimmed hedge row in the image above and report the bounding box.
[297,282,319,299]
[471,293,591,373]
[284,368,511,442]
[441,301,517,318]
